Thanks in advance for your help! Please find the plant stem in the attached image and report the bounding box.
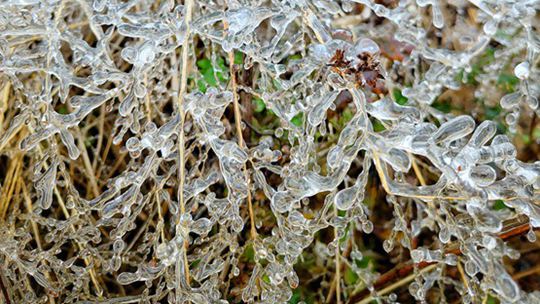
[176,0,194,299]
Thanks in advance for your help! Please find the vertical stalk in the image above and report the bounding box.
[176,0,194,301]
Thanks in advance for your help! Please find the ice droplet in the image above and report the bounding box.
[362,221,373,234]
[526,229,536,242]
[431,115,475,145]
[354,38,379,54]
[470,165,497,187]
[432,4,444,29]
[334,187,357,210]
[500,92,521,109]
[118,272,139,285]
[383,239,394,253]
[438,227,451,244]
[514,61,530,80]
[410,249,424,263]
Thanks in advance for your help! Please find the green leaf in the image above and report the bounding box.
[203,68,218,87]
[288,54,302,61]
[344,267,359,285]
[432,100,452,113]
[190,259,201,268]
[356,256,373,269]
[217,71,227,82]
[234,52,243,65]
[372,119,386,132]
[486,294,499,304]
[253,97,266,113]
[216,57,227,73]
[291,113,303,127]
[288,289,302,304]
[196,58,212,70]
[197,79,207,93]
[197,57,229,90]
[241,243,255,263]
[262,274,271,284]
[493,200,507,210]
[392,88,408,105]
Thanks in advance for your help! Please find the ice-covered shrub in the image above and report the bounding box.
[0,0,539,303]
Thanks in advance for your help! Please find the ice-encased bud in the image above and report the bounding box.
[431,116,475,145]
[156,242,178,266]
[334,187,357,210]
[470,165,497,187]
[514,61,530,80]
[354,38,379,55]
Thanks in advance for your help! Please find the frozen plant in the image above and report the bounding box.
[0,0,539,303]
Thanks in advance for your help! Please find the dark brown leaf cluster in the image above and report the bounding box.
[328,49,384,91]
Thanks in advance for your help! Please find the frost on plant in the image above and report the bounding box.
[0,0,539,303]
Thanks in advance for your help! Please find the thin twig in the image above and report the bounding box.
[349,220,536,303]
[0,83,10,130]
[334,207,341,304]
[512,264,540,280]
[227,50,258,239]
[176,0,194,296]
[356,264,438,304]
[0,154,22,218]
[456,258,469,290]
[20,180,56,304]
[410,153,426,186]
[76,130,100,197]
[31,130,104,296]
[373,153,533,202]
[92,104,106,172]
[0,268,11,304]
